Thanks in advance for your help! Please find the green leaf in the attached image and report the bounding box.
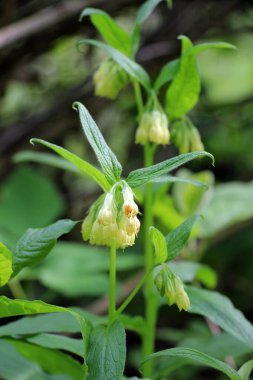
[142,347,241,380]
[12,219,77,276]
[126,151,214,188]
[30,138,110,191]
[7,339,84,380]
[186,286,253,348]
[80,8,131,56]
[238,360,253,380]
[154,59,180,92]
[170,261,217,289]
[135,0,164,24]
[188,41,236,57]
[14,151,79,174]
[0,242,13,286]
[166,36,200,120]
[149,226,168,265]
[0,340,70,380]
[86,321,126,380]
[166,215,199,261]
[73,101,122,184]
[151,174,208,188]
[119,314,145,336]
[26,333,83,357]
[78,39,151,90]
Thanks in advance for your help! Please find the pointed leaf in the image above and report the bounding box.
[73,102,122,184]
[12,219,78,276]
[126,151,214,188]
[80,8,131,56]
[238,360,253,380]
[142,347,241,380]
[166,215,199,261]
[151,174,208,188]
[186,286,253,348]
[86,320,126,380]
[78,39,151,90]
[31,138,110,191]
[154,59,180,92]
[149,226,168,264]
[0,242,13,286]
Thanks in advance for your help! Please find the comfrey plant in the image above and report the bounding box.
[0,1,252,380]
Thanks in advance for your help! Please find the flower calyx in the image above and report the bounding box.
[82,181,140,249]
[154,263,190,311]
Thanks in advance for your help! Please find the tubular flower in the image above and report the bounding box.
[93,58,129,100]
[135,110,170,146]
[171,119,204,154]
[81,181,140,249]
[154,264,190,311]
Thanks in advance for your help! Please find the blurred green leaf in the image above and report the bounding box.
[80,8,131,56]
[78,39,151,90]
[150,226,168,265]
[119,314,145,336]
[187,286,253,348]
[0,167,64,247]
[0,242,13,286]
[31,139,110,191]
[127,151,214,188]
[238,360,253,380]
[12,219,77,276]
[154,59,180,92]
[142,347,241,380]
[170,261,217,289]
[87,321,126,380]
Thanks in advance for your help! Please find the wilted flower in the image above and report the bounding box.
[93,58,129,99]
[154,264,190,311]
[171,119,204,154]
[135,110,170,146]
[82,181,140,249]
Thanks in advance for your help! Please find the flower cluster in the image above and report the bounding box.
[135,110,170,146]
[154,264,190,311]
[171,118,204,154]
[82,181,140,249]
[93,58,129,100]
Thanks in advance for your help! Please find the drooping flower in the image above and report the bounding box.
[135,110,170,146]
[93,58,129,100]
[171,118,204,154]
[82,181,140,249]
[154,264,190,311]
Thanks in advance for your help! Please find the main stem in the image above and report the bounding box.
[109,239,117,325]
[142,143,158,378]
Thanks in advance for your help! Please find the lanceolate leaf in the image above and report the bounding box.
[86,321,126,380]
[0,242,13,286]
[238,360,253,380]
[12,219,78,276]
[149,226,168,265]
[166,215,199,261]
[142,347,241,380]
[186,286,253,348]
[80,8,132,56]
[126,151,214,188]
[73,102,122,184]
[31,139,110,191]
[151,175,208,188]
[78,39,151,90]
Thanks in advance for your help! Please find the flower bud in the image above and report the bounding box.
[154,264,190,311]
[93,58,129,100]
[171,119,204,154]
[82,181,140,249]
[135,110,170,146]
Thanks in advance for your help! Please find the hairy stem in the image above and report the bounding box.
[108,239,117,325]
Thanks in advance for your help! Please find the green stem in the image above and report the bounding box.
[8,278,27,299]
[108,239,117,325]
[132,80,144,118]
[113,271,150,322]
[142,142,158,378]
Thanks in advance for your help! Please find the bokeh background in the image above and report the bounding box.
[0,1,253,379]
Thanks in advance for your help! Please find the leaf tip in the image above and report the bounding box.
[72,101,80,112]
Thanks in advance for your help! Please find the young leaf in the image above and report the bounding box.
[30,138,110,191]
[238,360,253,380]
[80,8,131,56]
[166,36,200,120]
[0,242,13,286]
[142,347,241,380]
[166,215,199,261]
[126,151,214,188]
[12,219,78,276]
[78,39,151,90]
[154,59,180,92]
[186,286,253,348]
[73,101,122,184]
[86,321,126,380]
[149,226,168,265]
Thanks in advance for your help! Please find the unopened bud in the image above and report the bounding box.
[171,119,204,154]
[135,110,170,146]
[93,58,128,100]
